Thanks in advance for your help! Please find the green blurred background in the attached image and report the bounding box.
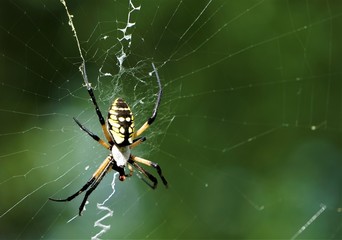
[1,0,342,239]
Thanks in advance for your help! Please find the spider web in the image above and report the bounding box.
[1,0,342,239]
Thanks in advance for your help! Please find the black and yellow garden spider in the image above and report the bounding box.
[49,64,168,215]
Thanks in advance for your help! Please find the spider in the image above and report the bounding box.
[49,64,168,216]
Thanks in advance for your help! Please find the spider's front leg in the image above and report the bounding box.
[85,84,113,144]
[134,63,162,138]
[73,117,110,149]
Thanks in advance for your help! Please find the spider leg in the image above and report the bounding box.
[49,156,113,215]
[49,178,95,202]
[134,63,162,138]
[127,164,134,176]
[73,117,110,149]
[86,85,113,144]
[130,136,146,149]
[77,167,109,215]
[130,155,168,188]
[128,158,158,189]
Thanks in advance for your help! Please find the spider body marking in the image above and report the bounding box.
[49,63,168,215]
[108,98,135,146]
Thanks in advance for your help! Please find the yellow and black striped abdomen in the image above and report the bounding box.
[107,98,135,146]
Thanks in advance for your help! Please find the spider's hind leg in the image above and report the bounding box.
[49,155,113,216]
[49,177,95,203]
[131,155,168,187]
[128,159,158,189]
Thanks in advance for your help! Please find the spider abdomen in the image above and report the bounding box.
[107,98,135,146]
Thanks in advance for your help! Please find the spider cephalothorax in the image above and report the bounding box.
[49,64,168,215]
